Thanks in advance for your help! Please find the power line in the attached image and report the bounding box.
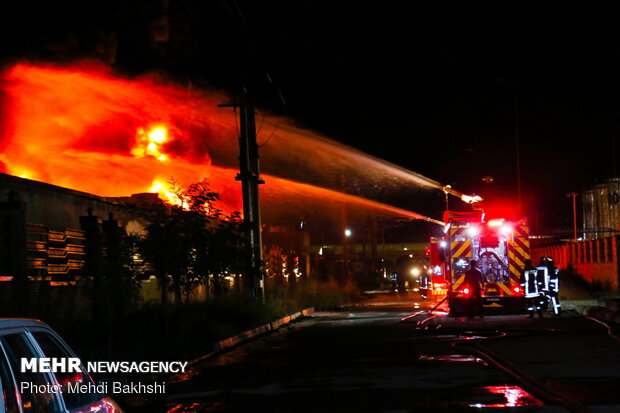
[184,0,288,144]
[258,114,282,147]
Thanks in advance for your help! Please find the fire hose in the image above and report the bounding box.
[453,332,591,413]
[403,309,593,412]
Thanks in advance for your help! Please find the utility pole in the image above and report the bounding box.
[613,135,617,178]
[567,192,578,241]
[219,97,264,299]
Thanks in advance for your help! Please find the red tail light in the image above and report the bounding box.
[102,398,123,412]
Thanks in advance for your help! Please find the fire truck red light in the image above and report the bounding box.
[467,226,479,236]
[487,219,504,227]
[500,225,513,235]
[430,212,530,315]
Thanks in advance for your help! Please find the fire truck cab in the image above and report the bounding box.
[430,211,529,315]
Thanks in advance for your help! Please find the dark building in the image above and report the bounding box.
[0,172,144,283]
[583,178,620,240]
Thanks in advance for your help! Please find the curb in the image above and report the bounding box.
[188,306,314,366]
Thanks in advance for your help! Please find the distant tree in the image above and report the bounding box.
[100,217,142,357]
[101,224,142,318]
[136,179,247,304]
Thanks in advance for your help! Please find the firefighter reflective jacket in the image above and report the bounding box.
[536,266,549,292]
[547,265,559,293]
[520,269,540,298]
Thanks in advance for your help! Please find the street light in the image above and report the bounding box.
[344,228,352,238]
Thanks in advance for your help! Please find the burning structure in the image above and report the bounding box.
[0,63,448,220]
[0,62,450,290]
[0,172,151,283]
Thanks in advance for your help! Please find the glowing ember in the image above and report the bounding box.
[148,179,183,207]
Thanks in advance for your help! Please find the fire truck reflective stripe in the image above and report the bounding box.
[508,256,524,279]
[512,242,527,257]
[512,248,526,268]
[452,274,465,291]
[513,235,530,254]
[451,241,472,258]
[515,224,530,239]
[514,225,531,255]
[449,227,466,237]
[515,237,530,252]
[497,282,514,296]
[509,267,519,279]
[507,239,529,281]
[485,303,504,308]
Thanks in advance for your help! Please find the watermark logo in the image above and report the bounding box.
[21,358,81,373]
[20,358,188,374]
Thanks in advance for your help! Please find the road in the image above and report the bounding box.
[123,293,620,412]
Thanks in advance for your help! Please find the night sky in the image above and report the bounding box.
[2,0,619,234]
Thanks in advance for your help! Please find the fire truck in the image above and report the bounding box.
[429,211,530,315]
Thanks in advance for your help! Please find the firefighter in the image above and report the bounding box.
[520,259,544,318]
[539,260,549,317]
[394,254,409,291]
[464,260,484,318]
[419,267,429,299]
[545,256,561,316]
[537,257,550,311]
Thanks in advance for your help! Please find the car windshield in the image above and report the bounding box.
[0,344,19,413]
[1,333,64,413]
[32,332,103,410]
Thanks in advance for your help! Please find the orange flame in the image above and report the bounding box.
[0,62,239,211]
[148,179,182,207]
[132,126,170,162]
[0,62,437,223]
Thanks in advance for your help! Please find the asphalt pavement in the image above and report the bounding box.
[122,293,620,413]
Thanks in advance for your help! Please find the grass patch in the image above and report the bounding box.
[52,279,359,362]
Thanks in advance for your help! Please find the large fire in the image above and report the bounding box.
[132,126,170,162]
[0,62,242,213]
[0,62,439,223]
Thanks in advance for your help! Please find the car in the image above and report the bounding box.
[0,318,123,412]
